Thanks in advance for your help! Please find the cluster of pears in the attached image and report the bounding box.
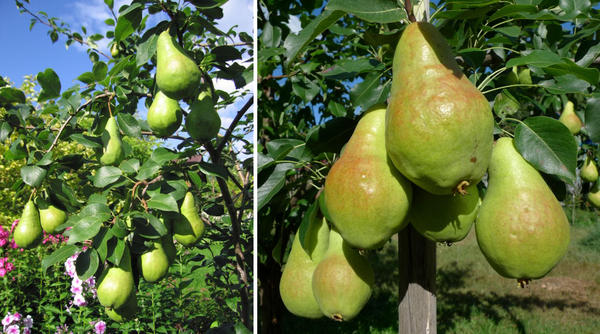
[279,205,374,321]
[147,28,221,141]
[283,20,573,321]
[13,198,68,249]
[96,190,205,322]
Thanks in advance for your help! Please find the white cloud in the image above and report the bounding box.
[287,15,301,34]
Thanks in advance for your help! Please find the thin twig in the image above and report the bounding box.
[216,98,253,153]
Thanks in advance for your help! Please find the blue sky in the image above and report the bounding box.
[0,0,253,153]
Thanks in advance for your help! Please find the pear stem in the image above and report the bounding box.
[404,0,417,23]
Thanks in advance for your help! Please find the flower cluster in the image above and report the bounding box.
[42,231,68,245]
[64,253,97,309]
[0,257,14,278]
[2,312,33,334]
[0,223,17,250]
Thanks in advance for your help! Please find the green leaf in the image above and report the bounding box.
[514,116,577,185]
[136,159,161,180]
[66,216,103,244]
[0,122,12,141]
[350,74,390,110]
[114,3,143,41]
[69,133,102,148]
[42,245,79,273]
[328,101,347,117]
[584,98,600,143]
[75,248,99,281]
[138,212,168,236]
[306,117,356,156]
[213,46,242,62]
[147,193,179,213]
[298,200,319,251]
[119,159,140,174]
[283,9,345,69]
[320,58,383,80]
[93,166,122,187]
[20,165,47,187]
[80,202,112,222]
[260,22,282,48]
[151,147,178,165]
[93,62,108,81]
[506,50,562,67]
[197,161,228,180]
[76,72,95,84]
[0,87,26,104]
[257,163,293,211]
[37,68,61,101]
[493,90,520,118]
[135,33,158,67]
[117,113,141,137]
[327,0,406,23]
[104,0,114,9]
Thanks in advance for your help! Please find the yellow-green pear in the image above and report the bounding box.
[476,137,570,280]
[173,192,205,247]
[38,200,67,234]
[279,211,329,319]
[410,183,480,243]
[147,91,182,137]
[581,155,598,182]
[111,43,119,57]
[105,291,137,322]
[100,116,124,166]
[138,240,170,283]
[312,228,374,321]
[322,105,412,249]
[588,182,600,208]
[14,200,42,248]
[386,22,494,195]
[97,248,135,310]
[156,29,201,100]
[186,90,221,141]
[558,101,582,135]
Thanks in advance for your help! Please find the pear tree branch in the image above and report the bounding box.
[215,98,253,153]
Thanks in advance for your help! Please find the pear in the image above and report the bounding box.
[173,192,205,247]
[105,291,137,323]
[476,137,570,280]
[14,200,42,248]
[386,22,494,195]
[410,183,480,243]
[110,43,119,57]
[138,240,170,283]
[147,91,183,137]
[186,90,221,141]
[100,116,124,166]
[558,101,582,135]
[322,105,412,249]
[279,211,329,319]
[38,200,67,234]
[312,228,374,321]
[156,29,201,100]
[588,182,600,208]
[97,248,135,310]
[581,155,598,182]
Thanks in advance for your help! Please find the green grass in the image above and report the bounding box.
[279,211,600,333]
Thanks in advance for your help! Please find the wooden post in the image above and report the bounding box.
[398,225,437,334]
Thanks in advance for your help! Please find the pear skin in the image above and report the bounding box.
[279,211,329,319]
[312,228,374,321]
[147,91,182,138]
[558,101,582,135]
[323,105,412,249]
[588,182,600,208]
[410,183,479,243]
[386,22,494,195]
[156,30,201,100]
[14,200,42,248]
[581,155,598,182]
[97,248,135,310]
[476,137,570,280]
[139,240,170,282]
[186,90,221,141]
[173,192,205,247]
[100,117,124,166]
[105,291,137,322]
[39,202,67,234]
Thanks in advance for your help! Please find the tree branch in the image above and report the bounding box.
[215,98,253,153]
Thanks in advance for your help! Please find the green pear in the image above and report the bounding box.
[410,183,480,243]
[386,22,494,195]
[14,200,42,248]
[558,101,582,135]
[186,90,221,141]
[322,105,412,249]
[279,211,329,319]
[38,200,67,234]
[503,66,520,86]
[111,43,119,57]
[312,228,374,321]
[100,116,124,166]
[581,155,598,182]
[173,192,205,246]
[147,91,183,137]
[476,137,570,280]
[156,29,201,100]
[138,240,170,283]
[588,182,600,208]
[105,291,137,323]
[97,248,135,310]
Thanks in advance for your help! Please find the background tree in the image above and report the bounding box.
[1,0,253,332]
[258,0,600,333]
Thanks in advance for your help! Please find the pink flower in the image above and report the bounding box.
[70,285,83,294]
[0,239,6,247]
[23,328,31,334]
[2,313,13,326]
[10,220,19,232]
[94,320,106,334]
[0,268,6,277]
[5,324,19,334]
[23,315,33,328]
[9,239,17,249]
[73,293,86,307]
[0,257,4,267]
[6,262,14,272]
[12,312,21,321]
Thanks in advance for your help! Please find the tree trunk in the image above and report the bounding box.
[398,225,437,334]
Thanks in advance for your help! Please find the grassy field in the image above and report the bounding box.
[280,209,600,333]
